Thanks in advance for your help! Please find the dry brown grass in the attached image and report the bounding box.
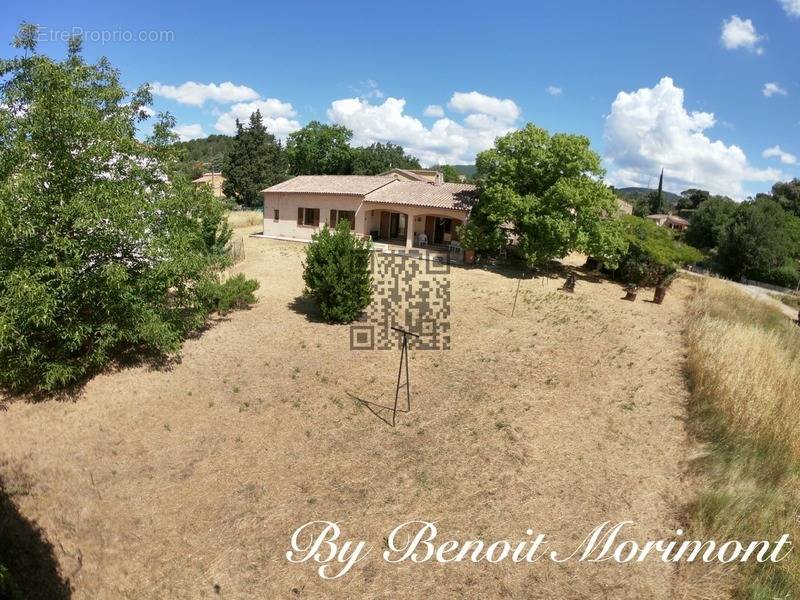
[684,277,800,598]
[0,234,697,599]
[226,210,262,229]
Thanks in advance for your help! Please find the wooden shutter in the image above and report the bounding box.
[330,209,338,228]
[313,209,320,227]
[297,207,303,226]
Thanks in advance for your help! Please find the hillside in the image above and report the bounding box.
[451,164,477,177]
[173,134,234,179]
[616,187,681,210]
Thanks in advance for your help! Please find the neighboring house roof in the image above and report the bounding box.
[380,168,442,183]
[262,175,394,195]
[646,214,690,227]
[365,181,477,211]
[666,215,689,226]
[192,172,225,184]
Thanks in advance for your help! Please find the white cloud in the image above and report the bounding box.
[603,77,781,199]
[327,93,520,165]
[545,85,563,96]
[214,99,301,139]
[763,82,788,97]
[447,91,520,123]
[720,16,765,54]
[173,123,206,141]
[150,81,260,106]
[360,79,384,99]
[779,0,800,17]
[763,145,797,165]
[423,104,445,117]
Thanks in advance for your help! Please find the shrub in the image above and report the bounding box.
[197,274,259,314]
[762,263,800,289]
[302,220,372,323]
[614,216,702,286]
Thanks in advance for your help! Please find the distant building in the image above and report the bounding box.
[616,198,634,216]
[192,172,226,198]
[646,214,689,231]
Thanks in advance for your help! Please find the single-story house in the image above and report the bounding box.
[646,213,690,231]
[192,172,226,198]
[260,171,477,251]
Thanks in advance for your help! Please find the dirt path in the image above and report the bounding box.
[1,234,696,599]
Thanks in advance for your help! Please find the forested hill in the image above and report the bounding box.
[173,135,234,179]
[616,187,681,209]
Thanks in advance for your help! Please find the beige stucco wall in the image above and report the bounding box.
[261,193,470,246]
[262,192,365,240]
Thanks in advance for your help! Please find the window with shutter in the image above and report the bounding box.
[312,209,320,227]
[330,209,338,228]
[297,207,303,226]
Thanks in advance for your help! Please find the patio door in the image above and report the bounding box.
[379,211,391,239]
[425,216,436,243]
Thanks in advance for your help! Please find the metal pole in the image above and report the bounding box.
[511,277,522,317]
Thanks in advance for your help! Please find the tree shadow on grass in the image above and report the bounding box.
[287,295,326,323]
[2,312,240,404]
[0,478,72,599]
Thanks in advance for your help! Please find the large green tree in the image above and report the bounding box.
[351,142,420,174]
[677,188,711,210]
[436,164,464,183]
[0,26,255,391]
[615,216,702,286]
[467,124,625,266]
[684,195,736,250]
[771,178,800,218]
[222,110,288,206]
[286,121,354,175]
[717,197,800,286]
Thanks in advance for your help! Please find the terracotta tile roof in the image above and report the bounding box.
[192,172,224,183]
[380,168,442,183]
[365,181,477,211]
[667,215,689,226]
[262,175,394,195]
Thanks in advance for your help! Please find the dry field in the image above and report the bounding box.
[1,229,699,599]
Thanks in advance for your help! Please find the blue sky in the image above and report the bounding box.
[3,0,799,198]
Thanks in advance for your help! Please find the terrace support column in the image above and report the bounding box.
[405,214,414,249]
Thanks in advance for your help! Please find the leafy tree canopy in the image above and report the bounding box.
[286,121,354,175]
[468,124,624,266]
[677,188,711,210]
[684,195,736,250]
[0,26,257,391]
[771,178,800,218]
[717,197,800,287]
[434,164,463,183]
[616,216,702,286]
[351,142,420,174]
